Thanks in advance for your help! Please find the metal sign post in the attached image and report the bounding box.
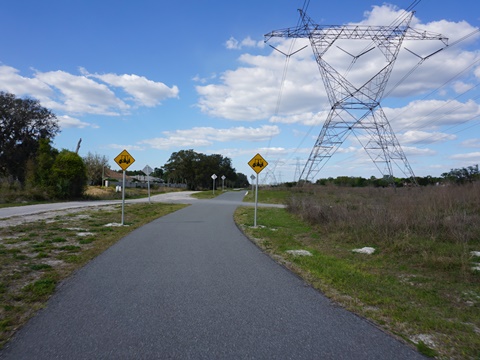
[114,149,135,225]
[254,175,259,227]
[121,171,126,224]
[147,177,150,203]
[143,165,153,204]
[221,175,226,191]
[248,153,268,227]
[211,174,217,195]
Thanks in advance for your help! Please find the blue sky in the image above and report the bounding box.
[1,0,479,183]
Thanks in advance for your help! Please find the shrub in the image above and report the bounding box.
[51,150,87,199]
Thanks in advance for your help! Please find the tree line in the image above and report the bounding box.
[281,166,479,188]
[160,150,249,190]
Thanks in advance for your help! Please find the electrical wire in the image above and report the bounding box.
[313,1,480,175]
[384,28,480,100]
[393,56,480,133]
[262,0,311,182]
[263,0,480,182]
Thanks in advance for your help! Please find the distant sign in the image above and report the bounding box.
[143,165,153,176]
[248,153,268,174]
[211,174,218,180]
[114,149,135,171]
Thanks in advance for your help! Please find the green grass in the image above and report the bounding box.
[417,341,438,358]
[235,189,480,359]
[0,202,186,349]
[189,190,219,199]
[243,187,290,204]
[0,201,46,209]
[23,278,57,300]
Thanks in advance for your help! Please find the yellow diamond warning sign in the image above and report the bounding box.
[114,149,135,171]
[248,153,268,174]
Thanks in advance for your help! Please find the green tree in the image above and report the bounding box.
[24,138,59,196]
[152,167,164,178]
[416,175,441,186]
[163,149,197,188]
[84,152,109,186]
[0,92,59,184]
[51,150,87,199]
[442,165,479,184]
[234,173,249,188]
[162,150,237,190]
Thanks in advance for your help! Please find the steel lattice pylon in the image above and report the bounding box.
[265,10,448,184]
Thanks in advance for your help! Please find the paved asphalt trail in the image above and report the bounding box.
[0,191,424,359]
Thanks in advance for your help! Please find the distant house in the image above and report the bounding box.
[103,169,168,189]
[131,175,165,184]
[104,168,134,182]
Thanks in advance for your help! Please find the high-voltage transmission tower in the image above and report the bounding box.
[265,9,448,184]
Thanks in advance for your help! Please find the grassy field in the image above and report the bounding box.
[243,187,289,204]
[235,184,480,359]
[189,190,218,199]
[0,201,186,348]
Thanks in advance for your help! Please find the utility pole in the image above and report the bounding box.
[75,138,82,154]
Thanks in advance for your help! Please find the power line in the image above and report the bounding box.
[384,27,480,99]
[264,0,428,183]
[264,1,479,182]
[394,57,480,133]
[261,1,312,182]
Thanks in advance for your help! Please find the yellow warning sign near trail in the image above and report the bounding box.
[248,153,268,174]
[114,149,135,171]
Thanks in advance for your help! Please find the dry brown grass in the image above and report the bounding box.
[287,183,480,253]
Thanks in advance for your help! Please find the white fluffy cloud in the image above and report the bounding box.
[402,146,437,157]
[269,111,328,126]
[0,65,53,100]
[35,70,129,115]
[225,36,264,50]
[399,130,457,145]
[140,125,280,150]
[107,144,146,152]
[57,115,98,129]
[196,44,323,120]
[87,72,179,107]
[0,65,178,116]
[385,99,480,129]
[449,151,480,160]
[461,138,480,148]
